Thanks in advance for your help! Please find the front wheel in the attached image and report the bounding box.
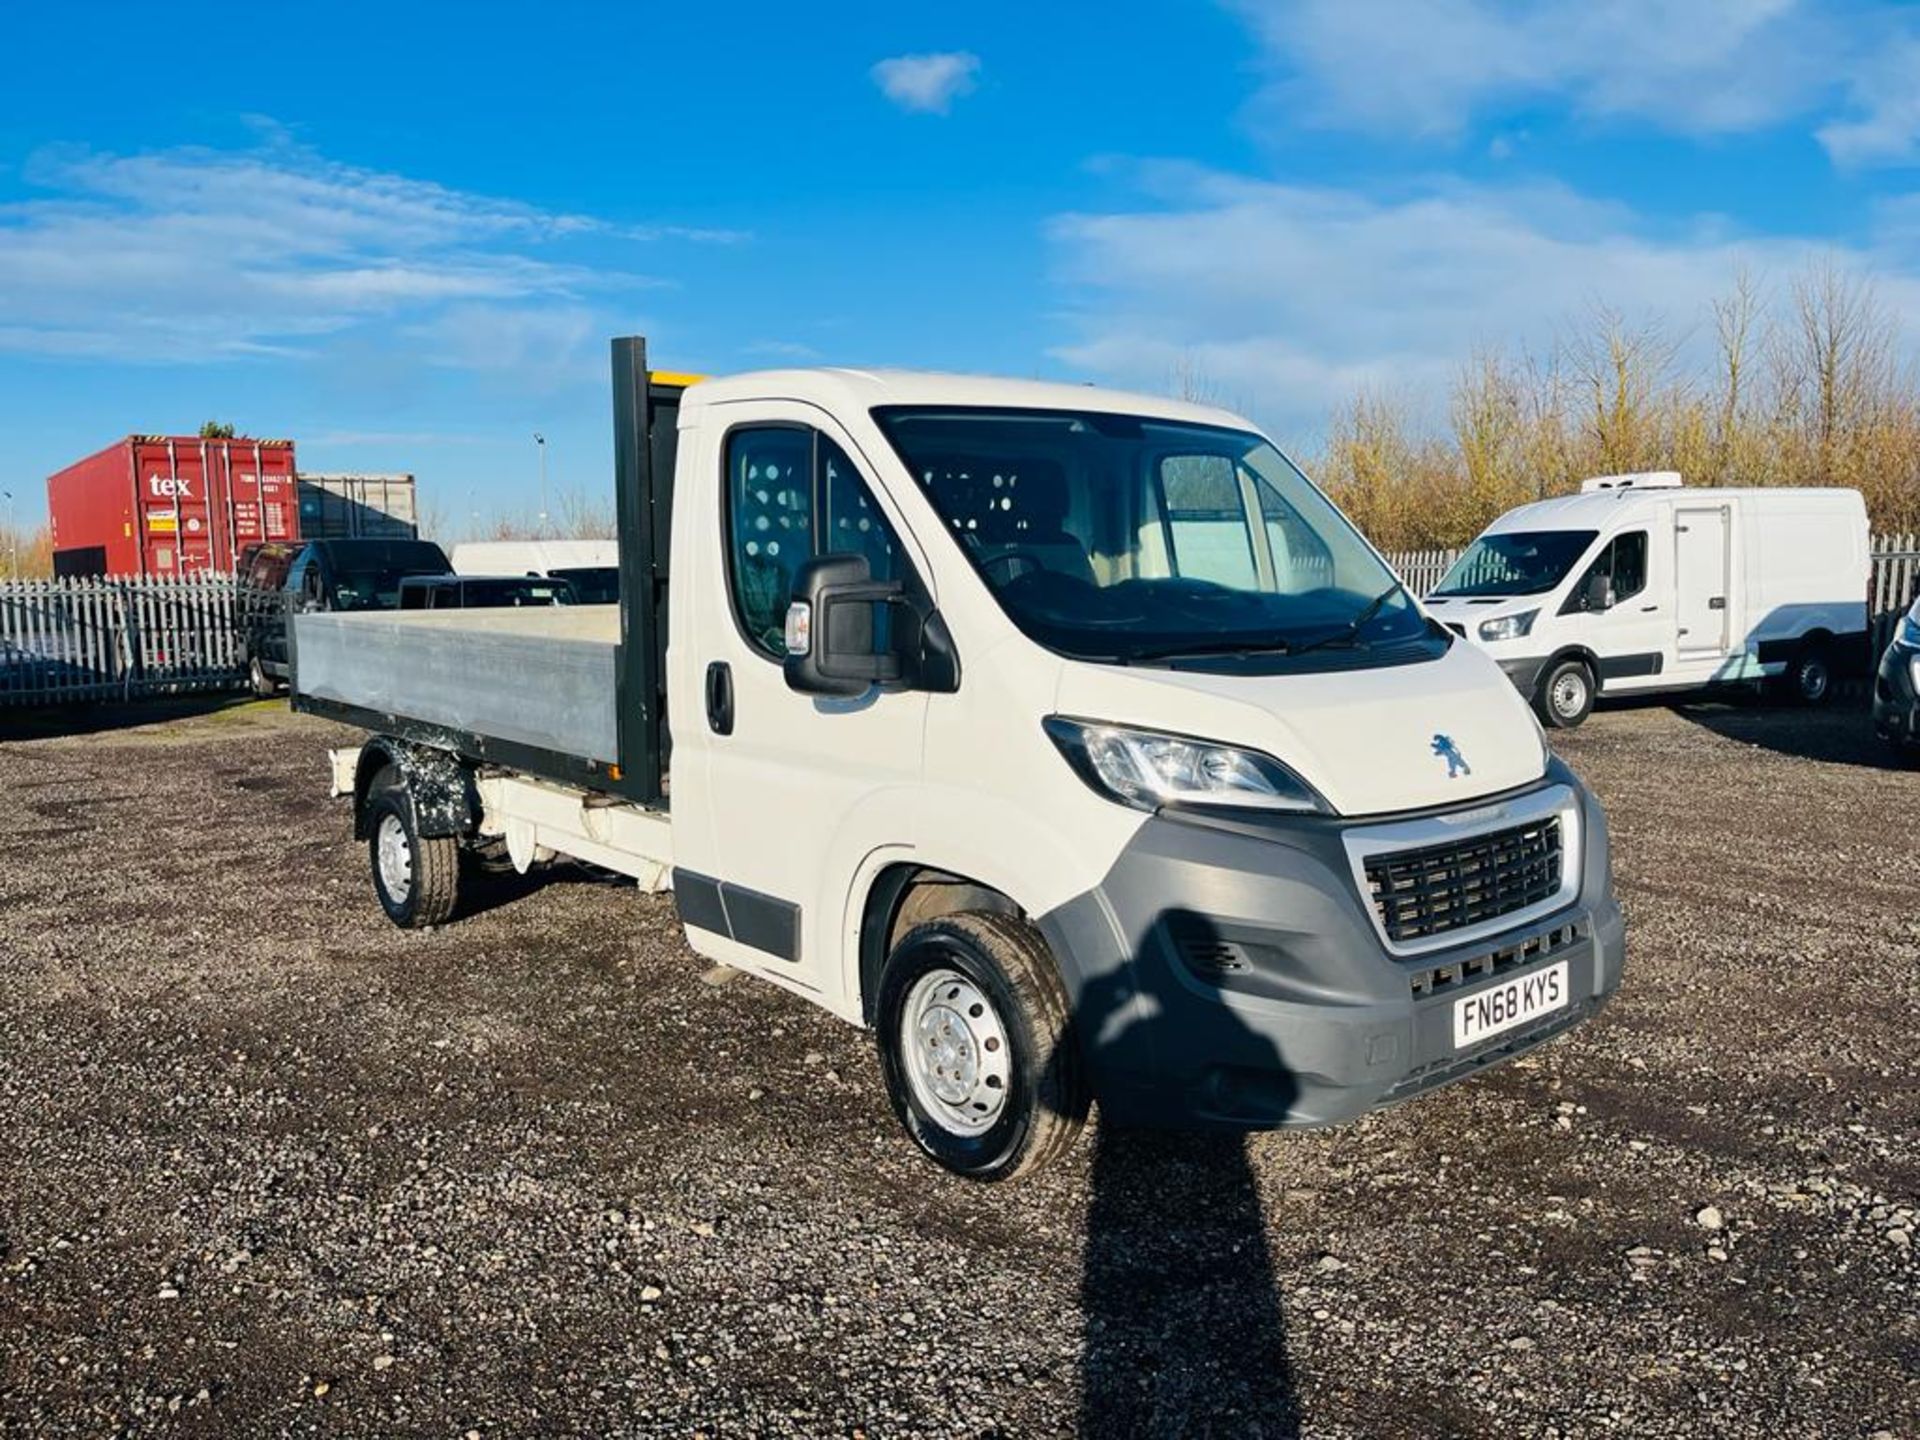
[366,789,460,928]
[876,912,1087,1182]
[1536,657,1595,729]
[248,655,277,699]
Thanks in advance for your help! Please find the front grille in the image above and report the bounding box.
[1365,816,1564,944]
[1406,921,1581,999]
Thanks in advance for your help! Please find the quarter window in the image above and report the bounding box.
[724,427,901,658]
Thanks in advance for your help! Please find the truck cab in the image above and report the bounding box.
[295,341,1625,1180]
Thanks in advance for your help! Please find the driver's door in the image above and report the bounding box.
[671,403,930,999]
[1563,528,1666,691]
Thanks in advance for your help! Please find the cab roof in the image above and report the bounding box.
[678,367,1254,432]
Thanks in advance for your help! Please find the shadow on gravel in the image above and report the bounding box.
[1068,914,1301,1438]
[457,860,634,920]
[1671,699,1910,770]
[0,692,262,740]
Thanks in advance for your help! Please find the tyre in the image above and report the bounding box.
[365,788,460,928]
[248,655,277,699]
[876,911,1088,1182]
[1536,657,1595,729]
[1782,644,1833,707]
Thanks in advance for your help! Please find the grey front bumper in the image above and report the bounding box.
[1036,759,1624,1129]
[1873,644,1919,744]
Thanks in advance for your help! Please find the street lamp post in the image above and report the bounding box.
[2,489,14,580]
[533,433,549,537]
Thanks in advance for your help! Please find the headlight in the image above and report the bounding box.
[1479,610,1538,642]
[1910,653,1920,694]
[1043,716,1329,814]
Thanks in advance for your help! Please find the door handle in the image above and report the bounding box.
[705,660,734,736]
[1639,605,1658,612]
[1708,597,1726,610]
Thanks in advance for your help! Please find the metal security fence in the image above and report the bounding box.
[0,576,276,707]
[1869,533,1920,655]
[1386,548,1463,597]
[1384,534,1920,658]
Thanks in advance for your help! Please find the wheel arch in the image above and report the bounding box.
[351,736,478,841]
[1540,645,1603,690]
[855,862,1024,1027]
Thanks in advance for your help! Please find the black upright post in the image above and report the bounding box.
[611,335,666,806]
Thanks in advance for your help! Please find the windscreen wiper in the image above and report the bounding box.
[1291,580,1405,657]
[1124,636,1295,663]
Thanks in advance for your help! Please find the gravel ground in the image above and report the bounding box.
[1,696,1915,1438]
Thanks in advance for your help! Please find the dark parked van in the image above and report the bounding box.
[396,574,577,610]
[239,538,452,696]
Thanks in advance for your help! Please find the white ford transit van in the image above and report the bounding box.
[1428,474,1870,727]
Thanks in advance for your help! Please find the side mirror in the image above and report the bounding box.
[783,554,907,698]
[1585,572,1614,612]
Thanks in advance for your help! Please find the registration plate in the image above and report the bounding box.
[1453,961,1569,1048]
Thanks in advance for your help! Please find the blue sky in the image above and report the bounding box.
[4,0,1920,531]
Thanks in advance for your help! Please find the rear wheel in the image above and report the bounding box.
[1536,657,1595,729]
[1782,644,1833,707]
[365,789,460,928]
[876,912,1087,1182]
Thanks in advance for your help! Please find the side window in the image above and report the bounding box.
[724,426,902,659]
[1160,454,1256,588]
[1611,530,1648,603]
[821,436,897,584]
[1567,530,1648,613]
[284,553,311,597]
[1254,472,1335,594]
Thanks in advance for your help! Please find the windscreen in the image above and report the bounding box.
[1432,530,1599,598]
[872,407,1428,664]
[330,566,447,610]
[325,541,452,611]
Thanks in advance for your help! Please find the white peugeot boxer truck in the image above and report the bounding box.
[1429,473,1869,728]
[292,339,1625,1180]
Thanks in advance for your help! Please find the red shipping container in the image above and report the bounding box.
[47,436,300,577]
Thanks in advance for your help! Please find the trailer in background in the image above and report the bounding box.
[296,472,419,541]
[48,436,300,578]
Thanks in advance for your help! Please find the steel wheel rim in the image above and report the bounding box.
[1799,661,1829,701]
[900,966,1012,1136]
[376,812,413,903]
[1552,670,1587,718]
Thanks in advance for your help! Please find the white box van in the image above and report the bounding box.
[1427,474,1870,727]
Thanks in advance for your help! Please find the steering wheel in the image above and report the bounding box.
[980,548,1055,583]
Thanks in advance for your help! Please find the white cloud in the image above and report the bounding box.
[1229,0,1840,139]
[0,137,718,365]
[871,52,981,115]
[1818,37,1920,166]
[1047,165,1920,434]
